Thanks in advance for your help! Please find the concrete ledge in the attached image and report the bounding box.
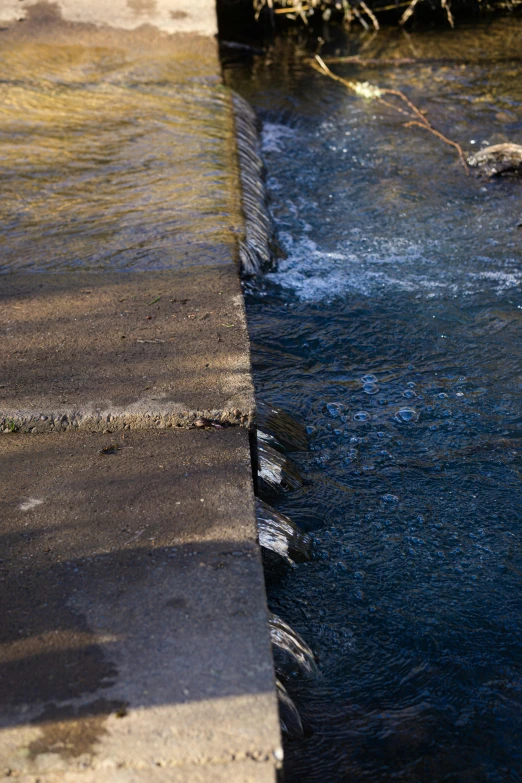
[0,7,280,780]
[0,271,255,432]
[0,0,218,36]
[4,761,279,782]
[0,428,282,779]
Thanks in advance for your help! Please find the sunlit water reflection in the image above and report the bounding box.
[224,19,522,782]
[0,34,241,271]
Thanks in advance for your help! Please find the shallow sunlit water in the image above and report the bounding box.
[0,35,241,272]
[224,19,522,782]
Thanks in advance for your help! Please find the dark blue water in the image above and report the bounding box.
[224,20,522,782]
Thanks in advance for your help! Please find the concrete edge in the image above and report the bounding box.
[0,407,255,434]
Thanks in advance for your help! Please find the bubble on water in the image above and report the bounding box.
[363,383,379,395]
[361,374,378,383]
[378,399,388,405]
[407,382,416,388]
[334,428,342,436]
[403,389,417,399]
[382,493,399,503]
[325,402,343,418]
[395,408,418,423]
[353,412,371,422]
[438,392,448,399]
[306,425,316,435]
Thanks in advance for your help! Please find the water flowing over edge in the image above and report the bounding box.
[232,92,275,276]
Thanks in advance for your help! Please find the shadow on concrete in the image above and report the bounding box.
[0,429,273,741]
[0,269,254,427]
[1,539,270,720]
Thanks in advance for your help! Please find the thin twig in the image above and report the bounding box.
[351,5,370,30]
[324,56,417,64]
[440,0,455,26]
[404,121,469,172]
[378,96,420,119]
[274,4,311,11]
[314,56,423,121]
[381,87,432,125]
[399,0,421,24]
[341,0,354,27]
[359,0,380,29]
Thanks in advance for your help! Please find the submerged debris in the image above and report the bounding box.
[468,143,522,177]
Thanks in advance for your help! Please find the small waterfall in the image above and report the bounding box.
[276,679,304,740]
[269,612,317,679]
[256,498,312,568]
[232,93,274,277]
[257,400,308,451]
[258,442,304,493]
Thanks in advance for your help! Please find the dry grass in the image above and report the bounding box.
[253,0,522,28]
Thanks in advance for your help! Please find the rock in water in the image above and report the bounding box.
[468,143,522,177]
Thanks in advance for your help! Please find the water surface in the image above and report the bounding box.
[224,20,522,782]
[0,31,241,271]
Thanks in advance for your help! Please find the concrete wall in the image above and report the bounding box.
[0,0,218,36]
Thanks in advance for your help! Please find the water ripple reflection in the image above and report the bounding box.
[224,20,522,782]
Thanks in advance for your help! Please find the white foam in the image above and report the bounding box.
[261,123,297,153]
[265,230,522,303]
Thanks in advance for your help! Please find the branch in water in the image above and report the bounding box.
[313,55,469,174]
[404,121,469,172]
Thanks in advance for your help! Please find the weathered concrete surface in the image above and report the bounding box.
[0,428,282,780]
[0,270,255,432]
[0,16,244,276]
[0,0,217,36]
[0,763,278,783]
[0,2,281,780]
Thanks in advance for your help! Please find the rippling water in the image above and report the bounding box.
[0,32,241,272]
[223,19,522,782]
